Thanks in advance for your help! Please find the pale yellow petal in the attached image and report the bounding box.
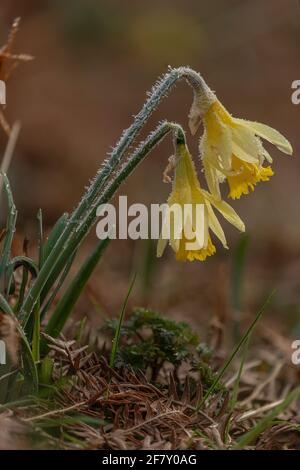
[262,147,273,164]
[205,201,228,248]
[203,190,245,232]
[203,159,221,199]
[214,114,232,170]
[231,125,261,164]
[235,119,293,155]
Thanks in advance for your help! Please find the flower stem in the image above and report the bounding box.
[36,122,184,325]
[20,66,200,323]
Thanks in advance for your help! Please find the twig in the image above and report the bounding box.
[237,399,285,422]
[0,121,21,198]
[22,400,87,422]
[124,410,182,433]
[239,360,284,406]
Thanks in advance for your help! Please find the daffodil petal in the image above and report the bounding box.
[262,148,273,164]
[231,125,261,164]
[203,159,221,199]
[214,115,232,170]
[235,119,293,155]
[205,202,228,248]
[203,190,245,232]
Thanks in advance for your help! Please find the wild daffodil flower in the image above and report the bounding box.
[189,90,293,200]
[157,140,245,261]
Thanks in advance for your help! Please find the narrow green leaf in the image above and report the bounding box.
[32,301,40,362]
[0,173,17,294]
[229,336,251,413]
[39,213,70,304]
[110,273,137,369]
[39,356,54,385]
[10,256,38,278]
[234,387,300,449]
[231,234,249,311]
[40,249,77,320]
[37,208,44,268]
[45,237,110,339]
[11,257,38,316]
[14,267,28,314]
[0,293,38,392]
[43,213,69,261]
[198,290,275,409]
[231,234,250,339]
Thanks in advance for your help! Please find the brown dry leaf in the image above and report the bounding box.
[6,327,300,450]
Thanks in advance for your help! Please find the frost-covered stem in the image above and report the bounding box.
[53,122,185,272]
[71,67,207,220]
[100,122,185,203]
[20,66,201,322]
[21,122,184,326]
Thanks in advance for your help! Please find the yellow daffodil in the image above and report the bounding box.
[157,142,245,261]
[190,95,293,200]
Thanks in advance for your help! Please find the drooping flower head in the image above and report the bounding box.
[157,133,245,261]
[189,87,293,200]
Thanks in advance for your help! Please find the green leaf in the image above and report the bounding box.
[32,301,40,362]
[0,293,38,393]
[43,213,69,261]
[44,237,111,340]
[0,173,17,295]
[198,290,275,409]
[37,208,44,269]
[39,356,54,385]
[40,249,77,320]
[234,387,300,449]
[40,213,70,303]
[110,273,136,369]
[231,233,250,339]
[9,256,38,277]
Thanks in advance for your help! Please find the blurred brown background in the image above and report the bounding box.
[1,0,300,345]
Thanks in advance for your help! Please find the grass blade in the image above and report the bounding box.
[44,237,111,340]
[32,301,40,362]
[0,293,38,392]
[43,213,69,262]
[0,173,17,294]
[231,233,249,339]
[198,290,275,409]
[231,233,249,312]
[40,250,77,320]
[233,386,300,449]
[109,273,137,369]
[229,336,251,413]
[37,208,44,268]
[40,213,69,304]
[0,121,21,200]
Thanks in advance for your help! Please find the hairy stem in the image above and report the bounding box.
[41,123,184,331]
[21,66,202,322]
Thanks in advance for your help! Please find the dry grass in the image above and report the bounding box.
[2,323,299,451]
